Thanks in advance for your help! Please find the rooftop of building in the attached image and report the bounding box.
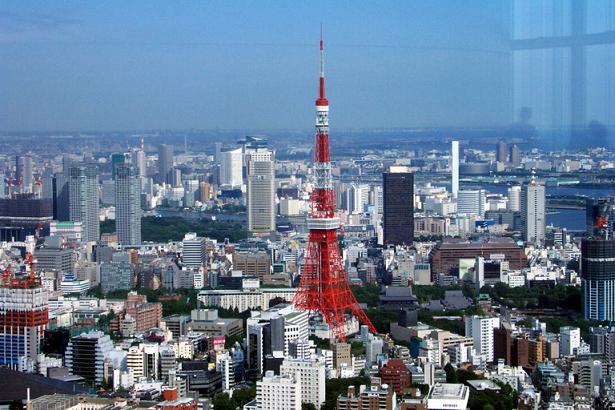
[0,368,89,403]
[428,383,468,400]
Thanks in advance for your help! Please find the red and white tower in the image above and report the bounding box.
[293,31,376,341]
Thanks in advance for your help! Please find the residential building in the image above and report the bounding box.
[465,315,500,362]
[246,149,276,233]
[255,371,301,410]
[521,180,546,243]
[182,233,206,269]
[115,164,141,246]
[69,165,99,242]
[280,358,326,408]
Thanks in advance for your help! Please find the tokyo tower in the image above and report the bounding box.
[293,30,376,341]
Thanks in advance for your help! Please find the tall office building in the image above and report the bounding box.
[507,185,521,212]
[115,164,141,246]
[345,184,369,214]
[131,149,147,177]
[65,330,114,385]
[100,261,134,293]
[510,145,521,167]
[457,189,486,216]
[246,149,275,233]
[69,165,99,242]
[16,155,33,193]
[158,144,173,185]
[586,198,614,238]
[582,238,615,322]
[182,232,206,268]
[520,178,546,243]
[496,140,508,163]
[451,141,459,198]
[383,166,414,246]
[220,148,243,187]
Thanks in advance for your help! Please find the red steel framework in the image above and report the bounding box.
[293,30,376,341]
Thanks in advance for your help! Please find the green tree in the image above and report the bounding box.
[302,404,317,410]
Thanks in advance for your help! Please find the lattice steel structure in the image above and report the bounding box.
[293,32,376,341]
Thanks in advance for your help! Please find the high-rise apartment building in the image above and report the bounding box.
[465,315,500,362]
[520,180,546,243]
[115,164,141,246]
[219,148,243,187]
[158,144,174,185]
[16,154,33,193]
[246,149,275,233]
[280,358,326,408]
[510,145,521,167]
[69,165,99,242]
[383,166,414,246]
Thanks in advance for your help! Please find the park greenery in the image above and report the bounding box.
[211,386,256,410]
[100,216,247,243]
[322,376,370,410]
[481,282,581,311]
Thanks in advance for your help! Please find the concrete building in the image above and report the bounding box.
[49,221,83,242]
[507,185,521,212]
[69,165,99,242]
[246,149,276,233]
[188,309,242,337]
[560,326,581,356]
[427,383,470,410]
[182,233,206,269]
[280,358,326,408]
[115,164,141,246]
[255,371,301,410]
[337,384,396,410]
[465,315,500,362]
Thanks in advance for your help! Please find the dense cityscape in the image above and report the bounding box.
[3,2,615,410]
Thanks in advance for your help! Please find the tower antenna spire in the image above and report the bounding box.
[319,24,325,99]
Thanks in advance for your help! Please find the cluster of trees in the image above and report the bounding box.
[100,216,247,242]
[482,282,581,311]
[322,376,370,410]
[212,386,256,410]
[350,284,380,307]
[444,364,518,410]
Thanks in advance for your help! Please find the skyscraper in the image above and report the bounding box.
[383,166,414,246]
[115,164,141,246]
[220,147,243,187]
[158,144,173,185]
[520,177,545,243]
[69,165,99,242]
[16,155,33,193]
[496,140,508,163]
[182,232,206,268]
[246,149,275,233]
[451,141,459,198]
[131,149,146,177]
[582,238,615,322]
[507,185,521,212]
[582,201,615,321]
[510,145,521,167]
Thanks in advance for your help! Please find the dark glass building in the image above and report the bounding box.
[581,238,615,321]
[383,168,414,246]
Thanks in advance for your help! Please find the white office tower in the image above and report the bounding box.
[246,149,276,233]
[115,164,142,246]
[456,189,486,216]
[256,371,301,410]
[345,184,369,213]
[69,164,100,242]
[217,352,236,391]
[182,232,206,268]
[465,315,500,362]
[280,358,326,409]
[220,147,243,187]
[521,179,545,244]
[560,326,581,356]
[451,140,459,198]
[507,185,521,211]
[131,149,147,177]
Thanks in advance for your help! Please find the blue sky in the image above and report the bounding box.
[0,1,512,131]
